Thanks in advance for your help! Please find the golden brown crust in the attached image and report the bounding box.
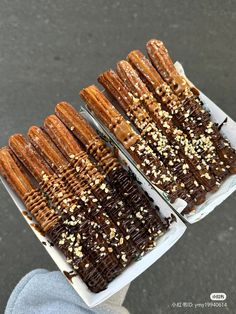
[0,147,34,199]
[146,40,236,173]
[55,102,99,148]
[28,126,69,172]
[146,40,181,83]
[44,116,107,187]
[127,50,163,91]
[98,68,206,206]
[27,128,94,208]
[98,69,134,111]
[117,60,150,97]
[128,50,233,179]
[9,134,53,181]
[44,115,84,158]
[80,85,196,206]
[55,102,121,175]
[117,60,151,98]
[117,59,219,192]
[146,39,199,96]
[0,147,59,233]
[80,85,140,149]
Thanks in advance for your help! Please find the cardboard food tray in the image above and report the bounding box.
[84,62,236,224]
[0,129,186,307]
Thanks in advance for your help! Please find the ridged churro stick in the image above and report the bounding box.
[115,61,214,196]
[122,55,225,190]
[80,85,195,209]
[44,114,108,193]
[9,133,53,181]
[127,49,206,131]
[44,115,107,190]
[0,147,107,292]
[146,39,194,95]
[28,126,69,172]
[128,50,234,176]
[0,147,34,199]
[128,50,205,130]
[127,50,163,93]
[0,147,58,233]
[9,134,121,282]
[44,115,164,247]
[28,126,138,268]
[55,103,171,229]
[55,102,101,148]
[146,39,236,172]
[98,68,206,207]
[80,86,140,148]
[55,102,122,174]
[43,115,106,188]
[44,115,85,159]
[28,125,149,260]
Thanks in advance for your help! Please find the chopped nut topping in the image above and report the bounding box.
[121,254,127,262]
[100,183,106,190]
[119,237,124,245]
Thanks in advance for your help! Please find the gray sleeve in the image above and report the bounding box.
[5,269,130,314]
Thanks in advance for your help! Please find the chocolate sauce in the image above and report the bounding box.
[164,213,177,228]
[30,223,45,236]
[218,117,228,131]
[47,240,54,247]
[63,270,77,283]
[22,210,33,220]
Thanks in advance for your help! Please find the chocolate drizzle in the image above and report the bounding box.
[1,86,175,294]
[98,68,206,207]
[63,270,77,283]
[145,40,236,174]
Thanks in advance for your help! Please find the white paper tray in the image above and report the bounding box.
[175,62,236,223]
[0,131,186,307]
[84,63,236,224]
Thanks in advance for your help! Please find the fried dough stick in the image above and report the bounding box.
[80,85,196,212]
[55,102,168,231]
[118,57,220,192]
[127,50,231,181]
[44,114,160,250]
[0,147,107,292]
[9,134,120,282]
[28,125,145,262]
[98,68,206,207]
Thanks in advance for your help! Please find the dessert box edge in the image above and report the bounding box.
[0,135,186,307]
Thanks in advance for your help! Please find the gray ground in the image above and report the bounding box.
[0,1,235,313]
